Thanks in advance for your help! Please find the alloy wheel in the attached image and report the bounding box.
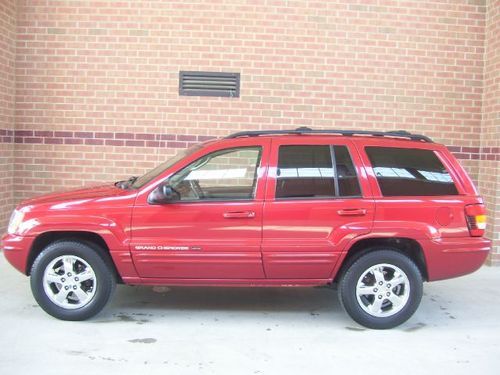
[355,263,410,318]
[42,255,97,309]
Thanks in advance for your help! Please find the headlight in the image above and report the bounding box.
[7,210,24,235]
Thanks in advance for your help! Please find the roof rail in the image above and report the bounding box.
[225,127,433,143]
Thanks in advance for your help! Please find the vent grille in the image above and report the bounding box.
[179,71,240,97]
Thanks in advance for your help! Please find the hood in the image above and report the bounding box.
[19,183,134,208]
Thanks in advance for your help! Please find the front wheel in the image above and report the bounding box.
[338,249,423,329]
[30,240,116,320]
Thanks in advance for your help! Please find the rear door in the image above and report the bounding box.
[262,137,375,279]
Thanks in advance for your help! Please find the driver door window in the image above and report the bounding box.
[169,147,262,201]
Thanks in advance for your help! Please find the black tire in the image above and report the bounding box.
[30,240,116,321]
[338,248,423,329]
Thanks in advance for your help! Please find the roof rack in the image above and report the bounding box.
[225,127,433,143]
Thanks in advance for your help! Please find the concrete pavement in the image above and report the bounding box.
[0,254,499,374]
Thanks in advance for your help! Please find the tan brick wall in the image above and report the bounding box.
[0,0,498,258]
[0,0,15,230]
[480,0,500,264]
[14,0,486,194]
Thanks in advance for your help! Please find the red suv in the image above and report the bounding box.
[2,128,490,329]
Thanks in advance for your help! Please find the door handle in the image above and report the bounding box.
[223,211,256,219]
[337,208,367,216]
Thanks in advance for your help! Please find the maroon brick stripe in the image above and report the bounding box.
[447,146,500,161]
[447,146,481,160]
[0,128,14,143]
[9,129,215,148]
[0,128,498,161]
[478,147,500,161]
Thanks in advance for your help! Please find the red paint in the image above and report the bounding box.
[435,207,453,227]
[1,134,491,286]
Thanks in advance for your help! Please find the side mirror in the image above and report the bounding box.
[148,183,180,205]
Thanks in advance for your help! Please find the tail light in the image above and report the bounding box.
[465,204,486,237]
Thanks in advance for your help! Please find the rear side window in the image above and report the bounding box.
[276,145,361,198]
[334,146,361,197]
[365,147,458,196]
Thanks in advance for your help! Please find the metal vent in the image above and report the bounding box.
[179,71,240,97]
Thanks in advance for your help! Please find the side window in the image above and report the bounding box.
[169,147,262,201]
[365,147,459,196]
[334,146,361,196]
[276,145,361,199]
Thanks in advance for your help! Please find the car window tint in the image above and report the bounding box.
[334,146,361,197]
[365,147,458,196]
[276,145,335,198]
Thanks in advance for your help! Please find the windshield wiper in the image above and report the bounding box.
[115,176,138,189]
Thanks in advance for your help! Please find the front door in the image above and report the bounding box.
[130,138,270,279]
[262,138,375,279]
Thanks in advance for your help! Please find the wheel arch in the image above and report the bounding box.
[26,231,122,283]
[335,237,428,283]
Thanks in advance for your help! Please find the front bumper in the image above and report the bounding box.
[1,233,34,275]
[422,236,491,281]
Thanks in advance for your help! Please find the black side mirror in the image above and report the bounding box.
[148,183,180,205]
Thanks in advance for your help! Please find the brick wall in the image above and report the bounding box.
[0,0,15,230]
[480,0,500,264]
[14,0,486,192]
[1,0,498,262]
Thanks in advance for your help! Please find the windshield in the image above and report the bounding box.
[131,144,204,189]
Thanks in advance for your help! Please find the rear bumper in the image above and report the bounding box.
[1,233,34,275]
[422,237,491,281]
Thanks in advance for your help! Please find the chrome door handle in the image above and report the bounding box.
[223,211,256,219]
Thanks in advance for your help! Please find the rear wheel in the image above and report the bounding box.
[338,249,423,329]
[30,240,115,320]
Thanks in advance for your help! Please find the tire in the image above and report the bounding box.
[338,248,423,329]
[30,240,116,321]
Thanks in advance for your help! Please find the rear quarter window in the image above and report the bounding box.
[365,147,458,196]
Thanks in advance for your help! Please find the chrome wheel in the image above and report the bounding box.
[356,263,410,318]
[42,255,97,309]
